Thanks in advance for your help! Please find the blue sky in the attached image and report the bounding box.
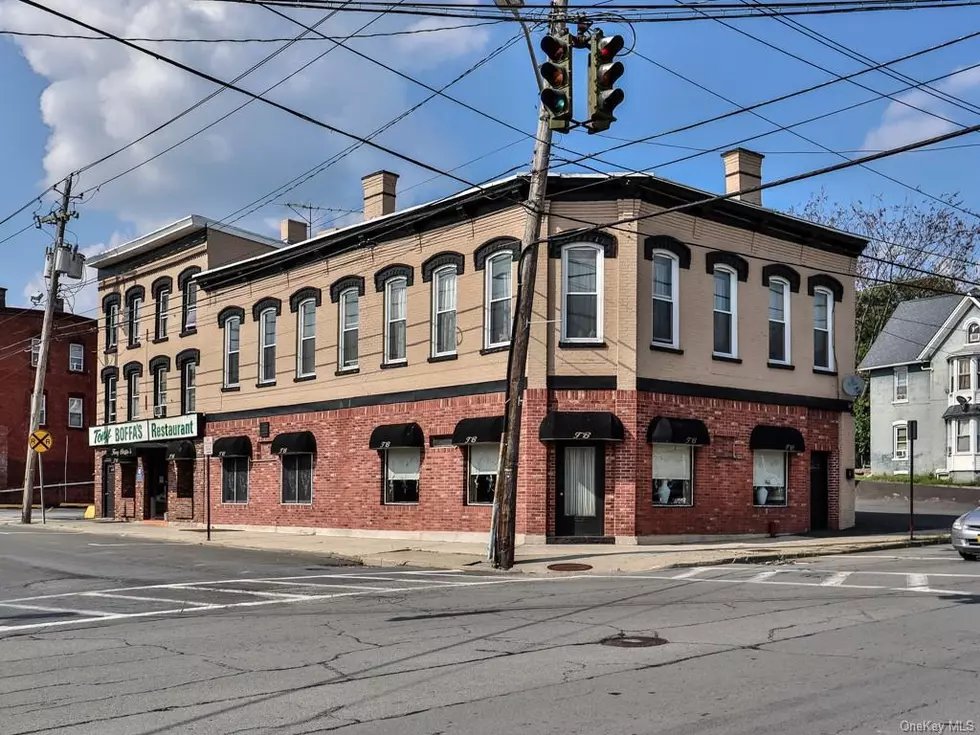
[0,1,978,314]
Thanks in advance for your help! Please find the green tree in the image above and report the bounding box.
[793,192,980,466]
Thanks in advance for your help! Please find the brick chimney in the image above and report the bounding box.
[722,148,764,206]
[0,287,6,309]
[280,218,309,245]
[362,171,398,221]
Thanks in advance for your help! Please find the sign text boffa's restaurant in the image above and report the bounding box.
[88,414,201,447]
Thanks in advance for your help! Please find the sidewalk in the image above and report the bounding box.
[1,517,951,574]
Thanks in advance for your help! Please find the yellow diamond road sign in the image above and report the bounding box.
[29,429,53,453]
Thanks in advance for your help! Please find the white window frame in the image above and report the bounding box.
[128,295,142,346]
[258,308,277,385]
[466,443,499,506]
[813,287,835,371]
[967,321,980,344]
[339,287,359,371]
[280,454,314,505]
[296,299,316,378]
[431,266,458,357]
[30,337,40,368]
[560,243,604,344]
[956,417,972,454]
[105,375,117,424]
[652,444,694,506]
[153,366,168,418]
[128,374,140,421]
[68,397,84,429]
[384,277,408,365]
[69,343,84,372]
[957,357,972,392]
[767,277,791,365]
[752,450,788,507]
[382,447,421,504]
[224,317,241,388]
[893,422,909,460]
[485,253,512,350]
[182,361,196,414]
[893,366,909,403]
[183,281,198,331]
[651,250,680,349]
[106,303,119,349]
[156,289,169,339]
[712,266,738,358]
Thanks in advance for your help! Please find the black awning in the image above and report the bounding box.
[271,431,317,455]
[369,423,424,449]
[165,440,196,461]
[647,417,710,446]
[750,425,805,452]
[212,436,252,457]
[539,412,624,442]
[943,404,980,419]
[451,416,504,445]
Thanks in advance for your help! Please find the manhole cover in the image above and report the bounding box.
[547,563,593,571]
[599,635,667,648]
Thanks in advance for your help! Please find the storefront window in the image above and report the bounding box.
[384,448,420,503]
[753,450,788,506]
[652,445,693,505]
[467,444,498,505]
[221,457,249,504]
[281,454,313,504]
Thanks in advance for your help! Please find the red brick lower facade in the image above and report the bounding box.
[93,388,848,542]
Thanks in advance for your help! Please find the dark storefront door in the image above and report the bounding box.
[102,462,115,519]
[555,444,605,538]
[143,451,169,520]
[810,451,830,532]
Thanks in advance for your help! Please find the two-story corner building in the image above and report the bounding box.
[0,287,97,503]
[87,217,280,520]
[89,151,867,542]
[860,290,980,481]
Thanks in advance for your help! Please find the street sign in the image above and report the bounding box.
[29,429,53,453]
[203,436,214,457]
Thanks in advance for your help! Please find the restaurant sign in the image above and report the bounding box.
[88,414,201,447]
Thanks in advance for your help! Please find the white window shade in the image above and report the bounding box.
[753,451,786,487]
[469,444,499,474]
[386,448,420,480]
[653,445,691,480]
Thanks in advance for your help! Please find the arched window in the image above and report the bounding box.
[813,287,835,371]
[384,277,408,364]
[967,322,980,344]
[296,299,316,379]
[431,266,457,358]
[484,252,513,349]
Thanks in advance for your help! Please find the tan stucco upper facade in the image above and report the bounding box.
[92,186,863,423]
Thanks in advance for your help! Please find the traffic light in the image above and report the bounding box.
[539,32,572,132]
[587,31,625,134]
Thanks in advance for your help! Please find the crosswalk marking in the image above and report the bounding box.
[907,574,930,590]
[0,600,113,618]
[820,572,852,587]
[672,567,709,579]
[747,570,781,583]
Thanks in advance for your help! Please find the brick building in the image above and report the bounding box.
[0,287,97,505]
[88,152,868,542]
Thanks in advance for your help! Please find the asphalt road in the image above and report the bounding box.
[2,526,980,734]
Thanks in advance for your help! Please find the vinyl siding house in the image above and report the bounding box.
[88,151,868,543]
[860,291,980,480]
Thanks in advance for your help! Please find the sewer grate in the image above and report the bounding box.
[547,563,593,572]
[599,635,667,648]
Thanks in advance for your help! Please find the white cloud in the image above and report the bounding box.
[394,18,493,68]
[0,0,493,239]
[862,65,980,150]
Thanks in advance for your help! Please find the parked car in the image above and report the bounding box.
[951,507,980,560]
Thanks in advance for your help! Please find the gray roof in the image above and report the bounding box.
[858,294,961,370]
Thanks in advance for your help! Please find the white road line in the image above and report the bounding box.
[747,570,781,583]
[87,543,154,547]
[246,580,392,591]
[0,601,113,617]
[672,567,709,579]
[801,568,980,579]
[820,572,852,587]
[179,586,311,600]
[82,592,211,607]
[0,577,577,635]
[602,573,974,596]
[907,574,930,590]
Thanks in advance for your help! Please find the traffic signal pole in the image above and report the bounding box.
[490,0,568,570]
[22,175,75,524]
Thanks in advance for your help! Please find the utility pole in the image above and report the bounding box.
[490,0,568,570]
[22,175,78,524]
